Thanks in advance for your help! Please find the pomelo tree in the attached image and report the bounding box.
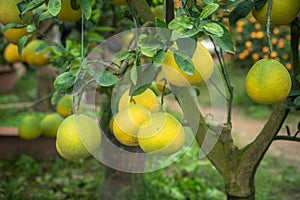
[1,0,299,199]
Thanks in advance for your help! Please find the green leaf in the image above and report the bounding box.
[54,72,76,90]
[210,22,235,53]
[253,0,268,10]
[155,18,168,28]
[129,65,156,96]
[115,50,134,61]
[129,83,152,97]
[173,49,194,75]
[94,70,117,87]
[226,0,247,8]
[288,89,300,97]
[35,42,49,54]
[176,36,197,58]
[203,22,224,37]
[296,74,300,83]
[2,23,26,33]
[130,65,138,86]
[48,0,62,16]
[294,96,300,106]
[153,49,166,64]
[138,36,164,50]
[169,17,194,31]
[141,48,157,57]
[79,0,91,20]
[18,34,33,55]
[38,11,54,23]
[229,1,253,26]
[21,0,45,15]
[200,3,219,19]
[69,59,81,75]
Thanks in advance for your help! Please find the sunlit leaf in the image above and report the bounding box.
[48,0,61,16]
[200,3,219,19]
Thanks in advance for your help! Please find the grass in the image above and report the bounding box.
[0,144,299,200]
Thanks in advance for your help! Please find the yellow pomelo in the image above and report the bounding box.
[22,39,52,67]
[162,41,214,86]
[245,59,292,104]
[56,114,101,160]
[56,95,73,118]
[18,115,42,140]
[0,0,32,25]
[40,113,64,138]
[118,88,160,112]
[57,0,82,22]
[56,141,73,160]
[112,105,151,146]
[138,112,185,155]
[252,0,300,26]
[3,43,22,63]
[3,27,31,45]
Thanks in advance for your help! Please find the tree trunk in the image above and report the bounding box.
[34,65,56,112]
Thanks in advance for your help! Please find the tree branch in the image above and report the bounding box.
[240,100,290,174]
[273,135,300,142]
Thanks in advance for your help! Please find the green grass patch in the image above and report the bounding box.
[0,144,299,200]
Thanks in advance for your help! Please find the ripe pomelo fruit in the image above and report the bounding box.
[4,43,22,63]
[245,59,291,104]
[112,105,150,146]
[118,88,160,113]
[3,27,31,45]
[22,39,52,67]
[18,115,42,140]
[0,0,32,25]
[57,0,82,22]
[162,41,214,86]
[252,0,300,26]
[40,113,64,138]
[56,114,101,160]
[138,112,185,155]
[56,95,73,118]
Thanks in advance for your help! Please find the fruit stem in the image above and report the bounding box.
[266,0,273,58]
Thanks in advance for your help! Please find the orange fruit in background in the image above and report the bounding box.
[22,39,52,67]
[245,59,292,104]
[252,0,300,26]
[138,112,185,155]
[112,105,151,146]
[57,0,82,22]
[3,43,22,63]
[118,88,160,113]
[3,27,31,45]
[162,41,214,87]
[56,114,101,160]
[0,0,32,25]
[18,115,42,140]
[56,95,73,118]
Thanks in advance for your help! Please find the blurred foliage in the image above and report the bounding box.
[228,14,297,70]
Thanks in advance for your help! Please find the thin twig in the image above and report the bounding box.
[266,0,273,58]
[273,135,300,142]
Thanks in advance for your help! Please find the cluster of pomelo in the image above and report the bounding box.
[18,95,72,140]
[111,88,185,155]
[0,0,82,67]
